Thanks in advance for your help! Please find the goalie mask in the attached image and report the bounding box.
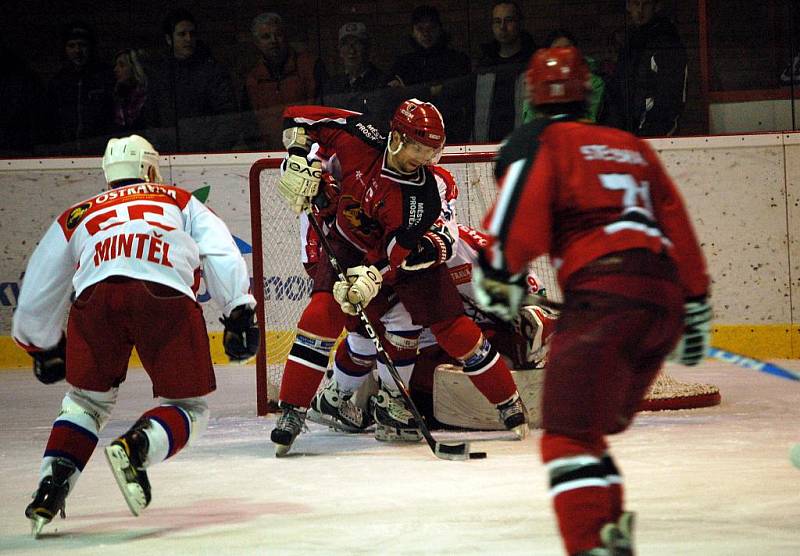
[102,134,162,186]
[391,98,446,150]
[526,46,590,106]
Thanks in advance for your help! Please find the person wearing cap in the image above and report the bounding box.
[241,12,319,150]
[389,5,473,143]
[320,22,395,125]
[45,21,113,154]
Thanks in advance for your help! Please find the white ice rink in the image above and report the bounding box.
[1,359,798,555]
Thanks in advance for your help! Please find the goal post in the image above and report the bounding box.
[248,151,719,417]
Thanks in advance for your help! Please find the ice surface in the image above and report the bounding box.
[1,360,798,555]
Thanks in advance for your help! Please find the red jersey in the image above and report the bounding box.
[484,117,709,298]
[283,106,442,273]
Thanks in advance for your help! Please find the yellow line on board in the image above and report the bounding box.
[0,325,798,369]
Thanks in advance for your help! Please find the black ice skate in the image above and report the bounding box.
[104,420,152,516]
[371,386,422,442]
[496,392,530,439]
[271,403,307,457]
[25,457,76,538]
[308,374,373,433]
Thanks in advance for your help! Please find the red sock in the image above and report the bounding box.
[541,432,613,555]
[44,420,98,471]
[142,405,191,459]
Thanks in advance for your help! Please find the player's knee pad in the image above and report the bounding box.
[429,315,482,360]
[382,329,420,366]
[61,387,118,434]
[163,396,210,441]
[297,292,346,339]
[335,333,377,378]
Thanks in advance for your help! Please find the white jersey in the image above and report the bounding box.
[13,182,255,351]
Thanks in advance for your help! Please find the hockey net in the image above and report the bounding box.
[249,151,719,415]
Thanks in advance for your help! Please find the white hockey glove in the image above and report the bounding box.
[278,154,322,214]
[514,303,559,367]
[401,228,456,271]
[668,297,712,366]
[472,255,526,322]
[333,265,383,315]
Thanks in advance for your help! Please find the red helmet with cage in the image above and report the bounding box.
[526,46,590,106]
[390,98,446,149]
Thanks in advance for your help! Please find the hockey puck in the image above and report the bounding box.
[469,451,487,459]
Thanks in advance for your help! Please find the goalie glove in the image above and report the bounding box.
[333,265,383,315]
[401,228,455,271]
[31,335,67,384]
[472,254,527,322]
[220,305,260,362]
[279,154,322,214]
[668,297,712,366]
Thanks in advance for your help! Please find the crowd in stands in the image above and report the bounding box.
[0,1,691,157]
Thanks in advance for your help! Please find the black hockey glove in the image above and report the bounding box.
[31,335,67,384]
[668,297,712,366]
[220,305,260,362]
[401,228,456,271]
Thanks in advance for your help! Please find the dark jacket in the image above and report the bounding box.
[321,63,397,127]
[46,61,114,154]
[390,34,473,142]
[604,15,687,137]
[476,31,537,70]
[148,46,238,153]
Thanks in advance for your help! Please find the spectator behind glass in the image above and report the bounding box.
[0,39,48,156]
[522,30,606,123]
[148,8,238,152]
[602,0,687,136]
[320,22,396,127]
[46,22,113,154]
[241,12,318,150]
[112,49,157,133]
[474,1,537,142]
[389,5,473,143]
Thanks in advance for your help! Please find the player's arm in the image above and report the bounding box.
[12,220,75,383]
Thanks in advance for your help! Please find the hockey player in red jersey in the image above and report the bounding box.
[13,135,258,537]
[473,47,712,555]
[270,98,529,455]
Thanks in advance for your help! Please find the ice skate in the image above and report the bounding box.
[371,386,422,442]
[271,403,307,457]
[308,375,373,433]
[575,512,635,555]
[104,421,152,516]
[496,392,529,439]
[25,457,76,538]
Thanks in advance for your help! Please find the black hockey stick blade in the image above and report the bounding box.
[434,441,471,461]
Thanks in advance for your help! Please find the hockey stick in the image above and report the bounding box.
[707,347,800,382]
[305,210,484,461]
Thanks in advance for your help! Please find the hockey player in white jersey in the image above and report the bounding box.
[13,135,258,537]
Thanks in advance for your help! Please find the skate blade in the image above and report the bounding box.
[509,423,529,440]
[274,443,292,457]
[374,426,423,443]
[30,515,48,538]
[104,445,145,517]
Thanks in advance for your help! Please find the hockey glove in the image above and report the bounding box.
[472,257,527,322]
[668,297,712,366]
[278,155,322,214]
[31,335,67,384]
[220,305,260,362]
[333,265,383,315]
[401,228,455,271]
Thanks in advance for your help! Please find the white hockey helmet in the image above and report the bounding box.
[102,134,162,185]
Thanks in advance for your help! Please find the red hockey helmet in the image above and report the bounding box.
[391,98,446,149]
[526,46,590,106]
